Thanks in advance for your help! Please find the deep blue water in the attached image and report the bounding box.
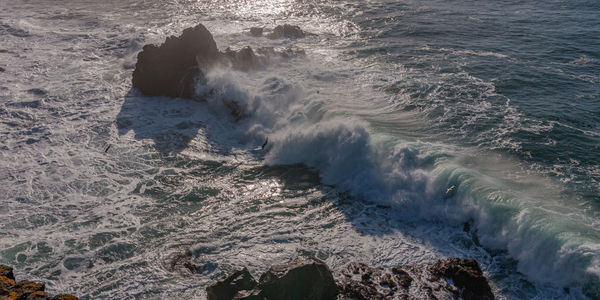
[347,0,600,204]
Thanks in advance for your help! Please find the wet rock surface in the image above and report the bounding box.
[429,258,494,300]
[266,24,308,39]
[207,257,494,300]
[132,24,219,98]
[132,24,307,99]
[222,46,262,72]
[206,268,258,300]
[0,265,77,300]
[337,263,416,299]
[251,256,338,300]
[337,258,494,300]
[249,27,264,37]
[207,256,338,300]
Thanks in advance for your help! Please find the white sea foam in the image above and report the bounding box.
[2,0,599,298]
[197,68,600,295]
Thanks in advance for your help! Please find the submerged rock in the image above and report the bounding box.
[132,24,219,98]
[0,264,77,300]
[267,24,307,39]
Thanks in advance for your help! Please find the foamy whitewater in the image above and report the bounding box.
[1,0,599,299]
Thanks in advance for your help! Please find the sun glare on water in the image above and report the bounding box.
[197,0,296,17]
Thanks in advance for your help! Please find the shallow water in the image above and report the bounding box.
[1,0,599,299]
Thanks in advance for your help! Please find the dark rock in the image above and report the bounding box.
[221,46,304,72]
[51,296,78,300]
[256,47,305,60]
[0,265,78,299]
[15,280,45,293]
[337,258,493,300]
[430,258,494,300]
[267,24,307,39]
[168,250,209,274]
[251,256,338,300]
[206,257,338,300]
[249,27,263,37]
[206,257,494,300]
[0,270,16,293]
[0,265,14,280]
[132,24,309,99]
[0,67,5,72]
[206,268,257,300]
[223,46,261,71]
[132,24,219,98]
[391,267,413,289]
[337,263,413,299]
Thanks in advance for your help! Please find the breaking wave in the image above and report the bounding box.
[197,68,600,297]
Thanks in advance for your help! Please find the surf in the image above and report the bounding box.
[196,66,600,297]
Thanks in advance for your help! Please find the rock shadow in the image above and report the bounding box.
[116,89,209,156]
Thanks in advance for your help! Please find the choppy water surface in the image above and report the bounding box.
[1,0,599,299]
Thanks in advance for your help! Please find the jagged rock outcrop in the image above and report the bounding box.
[0,265,77,300]
[251,256,338,300]
[132,24,307,99]
[337,258,494,300]
[206,257,494,300]
[337,263,415,299]
[429,258,494,300]
[132,24,219,98]
[207,256,338,300]
[206,268,258,300]
[267,24,307,39]
[222,47,261,72]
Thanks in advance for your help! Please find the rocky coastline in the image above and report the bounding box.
[205,256,494,300]
[1,256,493,300]
[0,265,77,300]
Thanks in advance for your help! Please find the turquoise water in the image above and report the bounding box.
[0,0,598,298]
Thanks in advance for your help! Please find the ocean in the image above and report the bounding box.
[1,0,599,298]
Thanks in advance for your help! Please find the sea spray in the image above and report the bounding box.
[197,68,600,295]
[3,0,599,298]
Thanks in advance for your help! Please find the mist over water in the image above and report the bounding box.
[1,0,599,299]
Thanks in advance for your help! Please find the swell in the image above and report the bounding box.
[196,67,600,297]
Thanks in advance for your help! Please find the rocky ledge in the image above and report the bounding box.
[206,256,494,300]
[132,24,306,99]
[0,265,77,300]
